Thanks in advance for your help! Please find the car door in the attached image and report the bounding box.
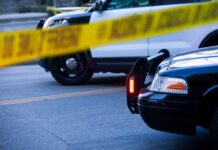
[90,0,152,58]
[148,0,215,56]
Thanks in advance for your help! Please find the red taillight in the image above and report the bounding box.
[129,76,135,94]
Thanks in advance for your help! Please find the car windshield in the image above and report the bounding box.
[54,0,95,7]
[106,0,150,9]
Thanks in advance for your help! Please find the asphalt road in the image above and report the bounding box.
[0,64,211,150]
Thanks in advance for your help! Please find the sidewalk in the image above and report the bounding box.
[0,12,48,24]
[0,12,48,32]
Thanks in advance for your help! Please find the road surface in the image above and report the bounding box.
[0,65,210,150]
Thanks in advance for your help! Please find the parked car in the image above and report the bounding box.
[126,46,218,149]
[37,0,218,85]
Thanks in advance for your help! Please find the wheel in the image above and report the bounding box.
[49,54,93,85]
[210,107,218,150]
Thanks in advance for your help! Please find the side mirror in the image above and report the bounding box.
[36,19,45,29]
[94,0,105,12]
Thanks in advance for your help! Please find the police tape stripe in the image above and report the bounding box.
[1,1,218,67]
[47,6,90,15]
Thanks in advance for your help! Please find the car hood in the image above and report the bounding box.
[48,9,87,21]
[43,9,90,28]
[160,47,218,70]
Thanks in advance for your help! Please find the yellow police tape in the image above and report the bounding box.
[47,6,90,15]
[0,1,218,67]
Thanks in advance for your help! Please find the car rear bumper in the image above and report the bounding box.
[138,91,197,135]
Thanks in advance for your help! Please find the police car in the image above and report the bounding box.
[38,0,218,85]
[127,46,218,149]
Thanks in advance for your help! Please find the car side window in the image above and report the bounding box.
[157,0,210,5]
[198,0,211,2]
[106,0,151,10]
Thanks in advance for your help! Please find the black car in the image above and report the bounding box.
[127,46,218,149]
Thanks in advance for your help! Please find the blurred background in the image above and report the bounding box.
[0,0,96,32]
[0,0,95,14]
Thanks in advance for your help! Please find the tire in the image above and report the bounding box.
[199,32,218,48]
[49,54,93,85]
[210,108,218,150]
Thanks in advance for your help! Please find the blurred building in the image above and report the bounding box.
[0,0,87,13]
[55,0,82,7]
[1,0,36,13]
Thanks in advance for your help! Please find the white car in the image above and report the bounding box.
[38,0,218,85]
